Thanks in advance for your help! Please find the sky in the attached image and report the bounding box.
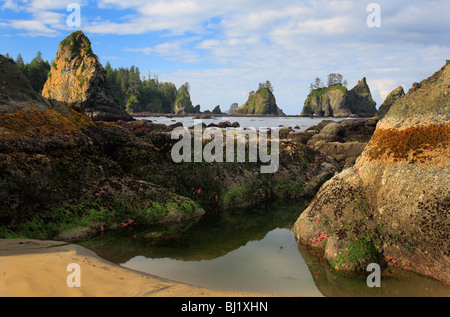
[0,0,449,115]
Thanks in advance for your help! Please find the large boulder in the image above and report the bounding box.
[0,53,205,240]
[294,61,450,284]
[42,31,132,122]
[212,105,222,114]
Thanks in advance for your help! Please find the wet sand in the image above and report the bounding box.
[0,239,277,297]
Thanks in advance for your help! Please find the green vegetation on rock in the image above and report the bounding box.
[302,77,376,117]
[235,84,285,115]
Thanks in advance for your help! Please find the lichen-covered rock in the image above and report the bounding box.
[0,54,94,155]
[301,78,377,117]
[234,88,285,116]
[294,61,450,284]
[376,86,405,119]
[42,31,132,122]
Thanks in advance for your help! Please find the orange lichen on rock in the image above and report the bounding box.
[366,123,450,162]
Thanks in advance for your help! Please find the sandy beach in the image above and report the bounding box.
[0,239,276,297]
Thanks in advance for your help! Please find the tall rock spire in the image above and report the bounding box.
[42,30,132,121]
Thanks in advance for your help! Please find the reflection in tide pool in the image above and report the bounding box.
[122,228,323,296]
[77,202,450,297]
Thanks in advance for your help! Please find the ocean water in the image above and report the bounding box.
[136,115,346,131]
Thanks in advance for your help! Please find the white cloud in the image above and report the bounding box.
[9,19,59,36]
[368,79,399,105]
[1,0,23,11]
[125,37,202,64]
[0,0,89,36]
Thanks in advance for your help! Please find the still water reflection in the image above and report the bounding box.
[123,228,322,296]
[77,203,449,297]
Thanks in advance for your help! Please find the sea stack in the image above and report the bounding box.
[42,30,133,122]
[294,61,450,284]
[234,88,285,116]
[301,78,377,117]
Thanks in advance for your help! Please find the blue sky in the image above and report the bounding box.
[1,0,449,115]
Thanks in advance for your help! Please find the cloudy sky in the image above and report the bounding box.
[1,0,449,114]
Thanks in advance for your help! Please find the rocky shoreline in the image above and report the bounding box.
[1,29,449,289]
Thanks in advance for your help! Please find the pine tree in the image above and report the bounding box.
[16,54,25,70]
[314,77,324,89]
[327,73,344,87]
[26,51,50,93]
[264,80,274,92]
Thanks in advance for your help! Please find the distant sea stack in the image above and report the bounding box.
[42,31,132,122]
[294,61,450,284]
[234,88,285,116]
[173,83,194,115]
[212,105,222,114]
[227,103,239,114]
[301,78,377,117]
[376,86,405,119]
